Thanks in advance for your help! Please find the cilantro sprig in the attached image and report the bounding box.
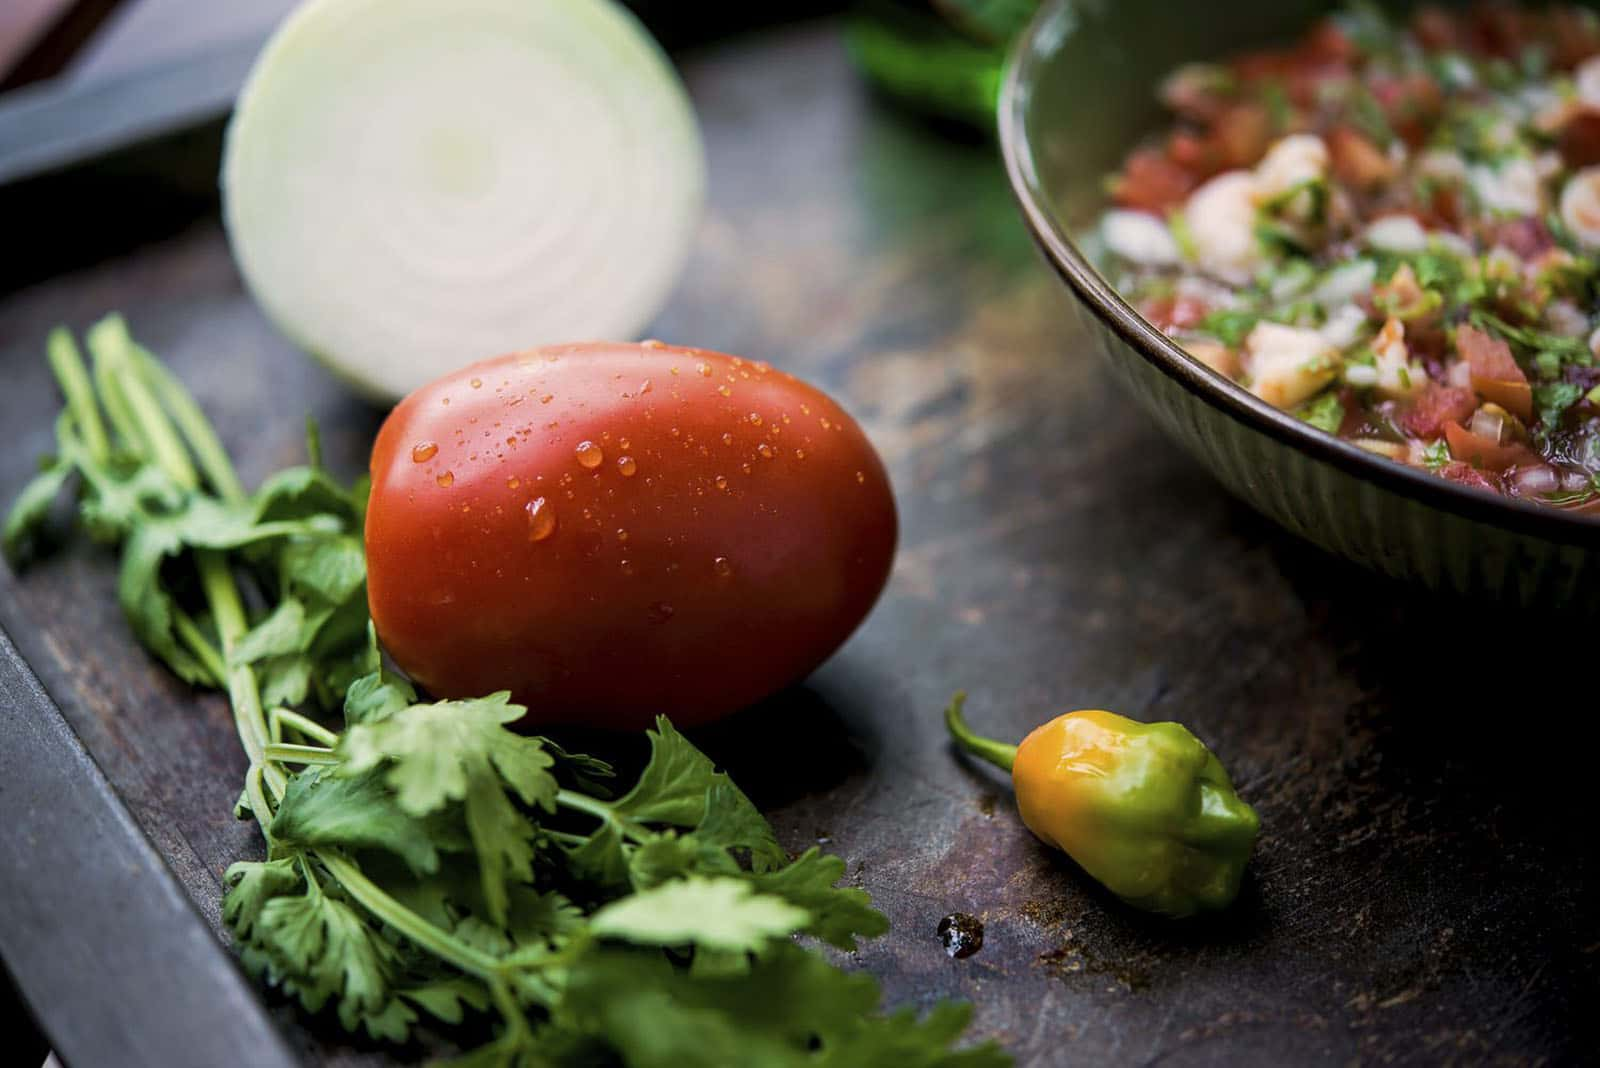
[5,318,1008,1067]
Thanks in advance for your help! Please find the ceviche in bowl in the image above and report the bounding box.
[1002,0,1600,603]
[1100,2,1600,510]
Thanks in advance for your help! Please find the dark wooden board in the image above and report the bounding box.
[1,21,1596,1068]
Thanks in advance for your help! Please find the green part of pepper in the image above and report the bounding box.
[946,693,1260,918]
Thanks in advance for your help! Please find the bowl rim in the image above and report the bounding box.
[996,0,1600,547]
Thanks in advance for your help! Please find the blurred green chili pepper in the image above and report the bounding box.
[944,693,1260,917]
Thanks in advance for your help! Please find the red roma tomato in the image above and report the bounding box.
[365,342,898,729]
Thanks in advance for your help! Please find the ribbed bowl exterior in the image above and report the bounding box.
[1006,0,1599,607]
[1061,296,1595,605]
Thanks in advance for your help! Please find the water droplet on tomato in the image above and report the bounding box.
[639,379,653,395]
[525,497,556,541]
[470,377,483,389]
[821,417,832,430]
[748,412,763,426]
[713,556,733,578]
[758,443,774,459]
[647,601,675,624]
[717,385,731,397]
[617,455,638,477]
[575,441,604,469]
[696,362,712,377]
[436,471,454,487]
[856,470,866,484]
[540,393,554,404]
[714,475,729,491]
[620,558,635,576]
[412,441,439,463]
[721,432,734,446]
[507,476,521,489]
[794,449,806,460]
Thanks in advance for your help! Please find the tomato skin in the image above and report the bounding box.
[365,342,897,729]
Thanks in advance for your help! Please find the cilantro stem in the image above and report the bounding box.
[87,321,200,492]
[316,850,504,980]
[244,763,275,842]
[109,349,199,492]
[129,344,246,504]
[269,708,340,747]
[173,608,226,686]
[46,328,110,465]
[263,742,339,765]
[197,550,282,796]
[554,789,648,843]
[90,347,149,459]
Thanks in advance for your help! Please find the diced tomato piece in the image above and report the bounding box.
[1302,20,1358,64]
[1329,125,1398,189]
[1112,148,1198,214]
[1419,183,1466,229]
[1444,421,1540,472]
[1558,109,1600,168]
[1166,130,1220,177]
[1401,384,1478,439]
[1210,103,1272,170]
[1456,325,1534,422]
[1371,72,1443,148]
[1435,460,1499,493]
[1547,7,1600,69]
[1139,295,1209,332]
[1455,324,1526,384]
[1412,6,1461,51]
[1486,217,1556,261]
[1467,3,1528,59]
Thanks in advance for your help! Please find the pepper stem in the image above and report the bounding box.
[942,692,1018,774]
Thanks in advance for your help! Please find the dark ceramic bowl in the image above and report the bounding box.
[999,0,1600,603]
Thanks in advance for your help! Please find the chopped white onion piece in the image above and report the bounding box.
[1320,303,1369,350]
[1469,406,1507,443]
[1578,55,1600,108]
[1313,259,1378,305]
[1100,210,1182,267]
[1363,215,1428,253]
[1513,465,1561,496]
[1185,171,1262,284]
[223,0,706,402]
[1470,158,1543,217]
[1560,166,1600,250]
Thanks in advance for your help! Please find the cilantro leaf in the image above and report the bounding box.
[613,716,725,826]
[1533,381,1583,429]
[694,779,787,873]
[342,664,417,726]
[340,693,558,924]
[1298,392,1346,435]
[270,767,442,876]
[591,876,810,953]
[2,458,71,565]
[744,848,889,951]
[560,943,1008,1068]
[1197,309,1260,347]
[243,883,415,1040]
[341,693,557,815]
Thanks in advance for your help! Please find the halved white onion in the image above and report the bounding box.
[223,0,705,402]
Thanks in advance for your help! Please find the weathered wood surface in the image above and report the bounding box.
[1,22,1595,1067]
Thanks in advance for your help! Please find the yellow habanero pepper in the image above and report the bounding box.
[944,693,1260,918]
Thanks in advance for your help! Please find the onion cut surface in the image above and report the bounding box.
[223,0,705,403]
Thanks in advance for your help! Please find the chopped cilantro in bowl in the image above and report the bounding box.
[1096,2,1600,514]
